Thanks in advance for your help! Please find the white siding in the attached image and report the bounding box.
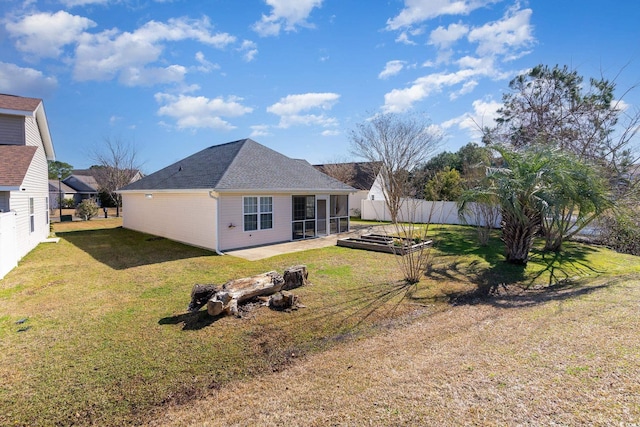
[122,192,218,251]
[218,193,291,251]
[9,118,50,259]
[349,190,368,217]
[0,114,25,145]
[367,172,385,201]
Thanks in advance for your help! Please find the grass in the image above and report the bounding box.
[1,219,639,425]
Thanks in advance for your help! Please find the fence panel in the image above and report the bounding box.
[361,199,501,228]
[0,212,18,279]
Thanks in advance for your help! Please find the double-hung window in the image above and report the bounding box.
[243,196,273,231]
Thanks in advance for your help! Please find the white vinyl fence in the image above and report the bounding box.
[361,199,501,228]
[0,212,18,280]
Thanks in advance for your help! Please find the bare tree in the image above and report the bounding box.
[350,112,443,284]
[316,158,358,187]
[92,137,141,217]
[349,112,443,223]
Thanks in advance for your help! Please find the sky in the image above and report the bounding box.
[2,0,639,173]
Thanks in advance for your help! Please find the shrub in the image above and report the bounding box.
[75,199,99,221]
[599,210,640,256]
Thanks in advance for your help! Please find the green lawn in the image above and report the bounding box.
[0,220,638,425]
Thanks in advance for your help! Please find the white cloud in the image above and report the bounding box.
[155,93,253,130]
[239,40,258,62]
[383,68,482,112]
[194,51,219,73]
[5,10,96,58]
[267,92,340,128]
[73,17,236,84]
[387,0,500,30]
[379,60,406,79]
[442,98,501,136]
[0,62,57,95]
[250,124,271,137]
[60,0,111,6]
[428,22,469,49]
[253,0,323,37]
[321,129,340,136]
[468,7,534,57]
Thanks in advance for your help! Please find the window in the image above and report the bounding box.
[243,196,273,232]
[330,195,349,233]
[292,195,316,240]
[29,197,35,233]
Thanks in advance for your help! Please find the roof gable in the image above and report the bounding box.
[0,145,37,188]
[121,138,355,192]
[0,94,55,161]
[314,162,382,190]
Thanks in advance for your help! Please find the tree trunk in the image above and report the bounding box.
[188,266,309,318]
[207,271,284,317]
[501,209,540,265]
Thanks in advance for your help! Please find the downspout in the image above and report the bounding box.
[208,191,225,255]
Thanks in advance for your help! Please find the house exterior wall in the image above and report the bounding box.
[10,116,50,259]
[217,193,292,251]
[0,114,25,145]
[349,190,368,217]
[121,192,218,251]
[367,172,385,201]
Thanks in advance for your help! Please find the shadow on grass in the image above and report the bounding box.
[427,226,608,308]
[305,280,419,334]
[58,227,215,270]
[158,310,224,330]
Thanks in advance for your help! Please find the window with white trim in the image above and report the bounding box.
[243,196,273,231]
[29,197,35,233]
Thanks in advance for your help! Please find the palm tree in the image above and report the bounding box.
[540,151,611,252]
[460,146,554,265]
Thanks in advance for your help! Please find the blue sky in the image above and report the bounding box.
[2,0,639,173]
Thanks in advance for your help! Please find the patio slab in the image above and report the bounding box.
[224,224,386,261]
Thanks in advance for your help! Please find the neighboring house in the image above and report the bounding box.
[63,170,100,205]
[314,162,382,216]
[48,179,77,210]
[0,94,55,278]
[119,138,355,253]
[60,168,144,206]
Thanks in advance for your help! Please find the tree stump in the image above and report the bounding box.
[189,265,309,318]
[282,265,309,290]
[268,291,300,310]
[188,284,220,312]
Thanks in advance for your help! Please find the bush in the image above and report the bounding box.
[58,198,75,208]
[75,199,99,221]
[599,209,640,256]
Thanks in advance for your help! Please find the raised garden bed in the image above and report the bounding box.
[337,233,432,255]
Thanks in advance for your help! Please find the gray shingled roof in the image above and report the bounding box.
[120,139,355,192]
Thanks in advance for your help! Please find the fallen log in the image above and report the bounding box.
[207,271,285,317]
[187,265,309,318]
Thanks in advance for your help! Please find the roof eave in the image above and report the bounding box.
[34,103,55,161]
